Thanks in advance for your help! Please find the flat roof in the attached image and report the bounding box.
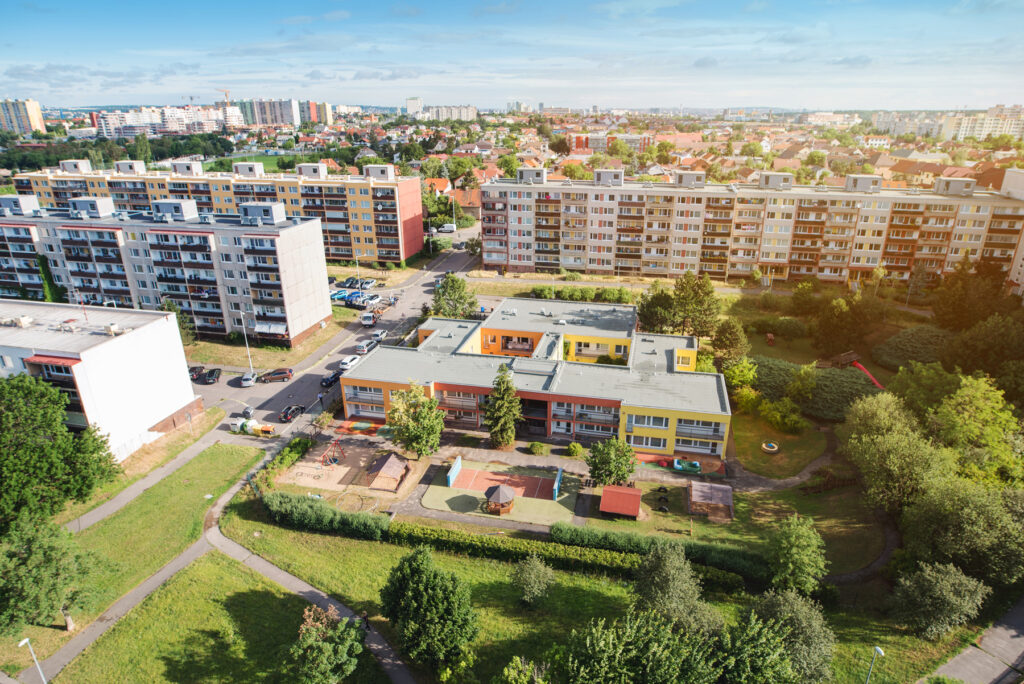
[0,207,315,234]
[0,300,170,355]
[630,333,696,374]
[417,317,480,355]
[482,298,637,338]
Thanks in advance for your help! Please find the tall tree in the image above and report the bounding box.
[932,256,1020,331]
[484,364,522,449]
[633,542,723,635]
[637,283,677,333]
[431,274,479,318]
[496,153,520,178]
[888,361,962,422]
[673,271,720,338]
[131,133,152,163]
[0,514,94,634]
[752,590,835,684]
[712,318,751,363]
[158,297,196,345]
[845,428,955,514]
[717,614,797,684]
[386,384,445,459]
[289,605,364,684]
[0,375,118,534]
[584,437,637,485]
[890,562,991,641]
[766,515,828,595]
[942,313,1024,378]
[379,548,478,674]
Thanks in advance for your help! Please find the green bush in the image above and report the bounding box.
[759,397,811,434]
[595,354,628,366]
[531,285,555,299]
[528,441,548,456]
[758,292,786,312]
[253,437,314,491]
[748,316,807,339]
[563,271,582,281]
[871,325,954,371]
[579,286,597,301]
[263,492,391,540]
[566,442,585,459]
[385,261,397,271]
[751,356,880,421]
[733,386,762,414]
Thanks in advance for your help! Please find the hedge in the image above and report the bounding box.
[871,325,954,371]
[751,355,880,421]
[263,492,391,541]
[746,316,808,339]
[253,437,314,491]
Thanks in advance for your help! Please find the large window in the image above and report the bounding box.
[628,414,669,429]
[627,435,666,449]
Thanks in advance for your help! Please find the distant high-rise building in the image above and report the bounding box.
[424,105,478,121]
[538,102,544,112]
[405,97,423,115]
[233,99,301,127]
[939,105,1024,141]
[95,105,242,137]
[0,99,45,134]
[316,102,333,126]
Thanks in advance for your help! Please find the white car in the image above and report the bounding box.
[240,372,257,387]
[371,329,389,342]
[438,223,457,233]
[339,355,361,371]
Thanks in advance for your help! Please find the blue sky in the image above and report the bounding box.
[2,0,1023,110]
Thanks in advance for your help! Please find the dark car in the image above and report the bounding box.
[341,276,361,288]
[258,368,293,383]
[188,365,205,381]
[279,404,305,423]
[320,369,344,387]
[202,368,222,384]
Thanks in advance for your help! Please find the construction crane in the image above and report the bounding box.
[181,95,197,104]
[215,88,230,103]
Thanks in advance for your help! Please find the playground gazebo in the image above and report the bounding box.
[364,452,409,492]
[485,484,516,515]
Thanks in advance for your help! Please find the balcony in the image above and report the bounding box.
[501,340,534,352]
[243,246,277,257]
[345,391,384,404]
[439,397,479,410]
[676,425,725,440]
[180,242,210,252]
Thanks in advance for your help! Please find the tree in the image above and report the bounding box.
[932,256,1020,331]
[717,615,797,684]
[465,236,482,256]
[767,515,828,595]
[812,297,861,356]
[891,563,991,641]
[752,590,835,683]
[888,362,963,422]
[740,142,763,157]
[655,141,675,164]
[289,604,364,683]
[130,133,152,162]
[386,384,444,459]
[379,547,478,673]
[942,313,1024,378]
[712,318,751,363]
[585,437,637,485]
[633,542,723,635]
[493,656,547,684]
[784,363,817,404]
[420,157,444,178]
[0,375,118,535]
[484,364,522,448]
[804,151,826,167]
[788,281,820,316]
[673,272,720,338]
[159,297,196,345]
[845,428,955,514]
[431,274,479,318]
[511,555,555,607]
[548,135,570,155]
[607,138,632,159]
[842,392,918,443]
[547,609,722,684]
[0,514,94,634]
[497,154,520,178]
[637,283,677,333]
[723,356,757,391]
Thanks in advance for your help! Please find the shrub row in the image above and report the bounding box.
[745,315,808,339]
[751,355,880,421]
[871,324,954,371]
[262,492,391,541]
[252,437,314,492]
[530,285,635,304]
[549,522,770,588]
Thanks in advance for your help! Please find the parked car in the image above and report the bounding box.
[339,355,361,371]
[258,368,293,383]
[330,289,349,301]
[360,311,379,327]
[279,404,305,423]
[188,366,205,381]
[240,372,258,387]
[455,241,466,250]
[345,291,366,306]
[359,278,377,290]
[438,223,457,233]
[328,276,336,285]
[371,329,389,342]
[202,368,222,384]
[355,339,379,355]
[320,369,344,387]
[362,294,382,308]
[341,276,361,288]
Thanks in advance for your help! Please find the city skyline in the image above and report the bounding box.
[1,0,1023,111]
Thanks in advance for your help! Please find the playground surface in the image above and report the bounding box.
[421,459,579,526]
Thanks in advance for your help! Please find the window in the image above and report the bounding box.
[627,435,666,449]
[0,355,13,369]
[628,414,669,429]
[614,344,627,355]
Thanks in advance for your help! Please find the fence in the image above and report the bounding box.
[446,455,463,487]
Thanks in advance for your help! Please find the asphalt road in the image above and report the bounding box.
[189,225,480,430]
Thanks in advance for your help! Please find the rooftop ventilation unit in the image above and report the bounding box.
[14,316,33,328]
[68,210,83,219]
[198,214,214,224]
[0,208,11,217]
[556,319,567,325]
[33,209,47,217]
[153,213,170,222]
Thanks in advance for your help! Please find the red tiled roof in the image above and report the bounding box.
[599,485,642,517]
[24,354,80,367]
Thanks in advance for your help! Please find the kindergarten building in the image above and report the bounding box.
[339,298,732,461]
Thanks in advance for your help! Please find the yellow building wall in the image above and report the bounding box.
[618,404,731,456]
[564,334,630,363]
[455,328,482,354]
[674,348,697,372]
[479,328,545,357]
[337,377,425,418]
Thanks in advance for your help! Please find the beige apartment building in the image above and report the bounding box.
[481,168,1024,294]
[0,98,46,134]
[0,194,330,347]
[15,161,425,265]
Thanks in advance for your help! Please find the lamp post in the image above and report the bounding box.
[240,316,254,375]
[865,646,884,684]
[19,638,46,684]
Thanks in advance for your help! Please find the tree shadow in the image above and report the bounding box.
[160,589,306,683]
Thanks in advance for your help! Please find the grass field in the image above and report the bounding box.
[56,552,387,684]
[0,443,263,676]
[730,412,829,478]
[186,307,358,368]
[202,154,310,173]
[54,407,226,525]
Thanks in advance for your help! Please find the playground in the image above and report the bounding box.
[421,458,580,525]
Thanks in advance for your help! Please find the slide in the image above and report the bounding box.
[851,361,885,390]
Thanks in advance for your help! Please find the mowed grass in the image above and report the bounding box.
[54,407,226,525]
[222,491,632,683]
[56,552,387,684]
[0,443,263,676]
[202,154,308,173]
[730,412,829,479]
[186,307,358,368]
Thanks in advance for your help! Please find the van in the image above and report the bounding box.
[438,223,457,233]
[355,339,379,355]
[360,311,378,327]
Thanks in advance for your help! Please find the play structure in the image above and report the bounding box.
[817,351,885,389]
[761,441,780,454]
[485,484,516,515]
[850,361,885,389]
[672,459,702,474]
[321,439,345,466]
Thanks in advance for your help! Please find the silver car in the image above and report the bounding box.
[339,355,360,371]
[240,372,257,387]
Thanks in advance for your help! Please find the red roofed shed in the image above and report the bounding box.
[599,485,642,519]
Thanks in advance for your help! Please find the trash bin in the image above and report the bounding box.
[242,406,255,419]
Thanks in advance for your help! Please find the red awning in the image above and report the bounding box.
[23,354,80,367]
[599,485,643,518]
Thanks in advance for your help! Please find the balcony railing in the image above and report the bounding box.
[346,391,384,403]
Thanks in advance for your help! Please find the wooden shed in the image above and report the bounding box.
[599,485,643,519]
[364,452,409,492]
[485,484,516,516]
[687,481,734,522]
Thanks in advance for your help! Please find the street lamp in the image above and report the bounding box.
[865,646,884,684]
[18,638,46,684]
[240,316,254,375]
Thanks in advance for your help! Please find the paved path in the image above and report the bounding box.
[927,595,1024,684]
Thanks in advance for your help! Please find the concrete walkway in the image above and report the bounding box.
[927,596,1024,684]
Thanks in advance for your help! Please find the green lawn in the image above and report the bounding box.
[56,552,387,684]
[0,444,263,676]
[0,185,15,195]
[203,154,310,173]
[54,407,226,525]
[731,411,828,478]
[222,492,632,683]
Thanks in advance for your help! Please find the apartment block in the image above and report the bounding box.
[0,98,45,134]
[481,168,1024,293]
[0,300,202,461]
[0,195,331,347]
[339,298,731,462]
[14,160,424,264]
